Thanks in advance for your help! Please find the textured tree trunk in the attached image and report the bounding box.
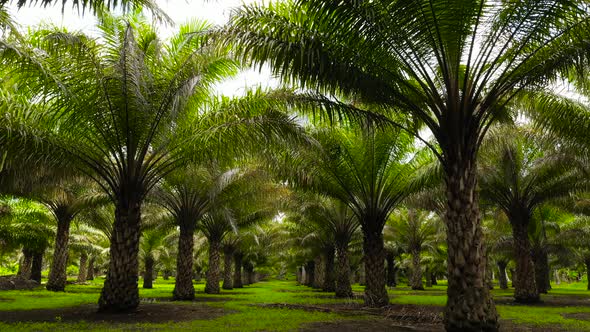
[511,220,539,303]
[313,256,324,289]
[233,253,243,288]
[305,260,315,287]
[173,225,195,300]
[497,261,508,290]
[386,252,397,287]
[205,239,221,294]
[222,249,234,290]
[87,256,95,280]
[98,198,142,312]
[431,272,437,286]
[323,247,336,292]
[425,268,433,288]
[143,256,154,289]
[410,248,424,290]
[296,267,302,284]
[30,250,44,283]
[77,252,88,283]
[247,266,255,284]
[18,248,33,279]
[533,247,550,294]
[46,213,73,291]
[362,227,388,307]
[335,242,352,297]
[586,260,590,291]
[443,157,498,331]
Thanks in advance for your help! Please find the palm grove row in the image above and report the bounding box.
[1,0,590,331]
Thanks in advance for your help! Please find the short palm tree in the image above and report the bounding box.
[225,2,590,328]
[387,209,440,290]
[274,125,429,306]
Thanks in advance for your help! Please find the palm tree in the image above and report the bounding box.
[387,209,440,290]
[225,2,590,328]
[3,14,306,311]
[479,126,581,303]
[272,125,428,306]
[138,214,175,289]
[0,197,54,282]
[556,215,590,290]
[153,164,246,300]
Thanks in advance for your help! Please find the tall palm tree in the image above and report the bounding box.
[479,126,582,303]
[225,2,590,328]
[2,14,306,311]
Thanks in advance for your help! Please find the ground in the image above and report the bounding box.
[0,277,589,331]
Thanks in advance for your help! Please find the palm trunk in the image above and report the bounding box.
[222,249,234,290]
[87,256,95,280]
[425,268,433,288]
[77,252,88,283]
[323,247,335,292]
[173,224,195,300]
[443,156,498,331]
[30,250,44,283]
[18,248,33,279]
[335,242,352,297]
[296,267,303,284]
[362,227,388,307]
[233,253,243,288]
[533,247,550,294]
[46,212,73,291]
[313,255,324,289]
[497,261,508,290]
[410,248,424,290]
[511,220,539,303]
[386,252,396,287]
[585,259,590,291]
[98,198,142,312]
[247,266,255,284]
[431,272,437,286]
[205,239,221,294]
[143,256,154,289]
[305,260,315,287]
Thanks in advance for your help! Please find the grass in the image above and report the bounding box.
[0,277,589,331]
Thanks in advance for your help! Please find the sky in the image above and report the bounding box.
[4,0,277,96]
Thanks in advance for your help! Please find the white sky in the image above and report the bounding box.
[3,0,277,96]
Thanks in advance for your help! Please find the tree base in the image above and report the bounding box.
[46,284,65,292]
[514,295,540,304]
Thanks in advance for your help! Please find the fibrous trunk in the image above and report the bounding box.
[511,220,539,303]
[30,250,44,283]
[143,256,154,289]
[323,247,336,292]
[410,248,424,290]
[98,199,142,312]
[305,260,315,287]
[222,249,234,290]
[362,226,388,307]
[497,261,508,290]
[443,157,498,331]
[386,252,397,287]
[586,260,590,291]
[46,214,73,291]
[335,242,352,297]
[87,256,95,280]
[17,249,33,279]
[233,253,243,288]
[313,255,324,289]
[173,224,195,300]
[77,252,88,283]
[431,272,437,286]
[205,239,221,294]
[533,247,550,294]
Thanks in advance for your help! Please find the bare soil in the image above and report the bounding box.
[0,303,227,323]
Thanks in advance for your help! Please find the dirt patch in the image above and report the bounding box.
[0,303,228,323]
[301,319,443,332]
[140,296,233,304]
[562,312,590,321]
[495,296,590,307]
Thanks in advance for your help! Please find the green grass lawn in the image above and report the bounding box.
[0,277,589,331]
